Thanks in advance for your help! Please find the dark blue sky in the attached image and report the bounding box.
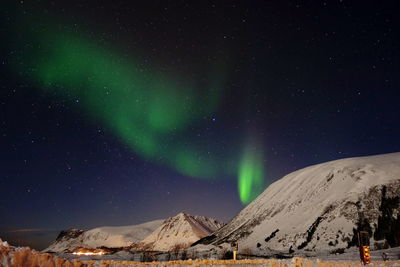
[1,1,399,250]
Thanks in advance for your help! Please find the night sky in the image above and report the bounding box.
[1,1,399,250]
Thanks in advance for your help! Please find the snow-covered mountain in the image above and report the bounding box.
[194,152,400,255]
[44,213,224,253]
[135,212,224,252]
[44,219,164,253]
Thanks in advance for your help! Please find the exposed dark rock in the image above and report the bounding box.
[326,172,334,182]
[222,250,233,259]
[265,229,279,243]
[330,248,345,254]
[55,229,84,241]
[297,217,323,250]
[373,186,400,247]
[347,217,372,248]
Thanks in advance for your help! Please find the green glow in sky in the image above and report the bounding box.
[13,25,229,179]
[11,18,266,203]
[238,140,265,204]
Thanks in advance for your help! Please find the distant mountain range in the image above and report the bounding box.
[193,152,400,255]
[44,213,223,253]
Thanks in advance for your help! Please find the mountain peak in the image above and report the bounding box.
[175,212,189,218]
[136,212,224,251]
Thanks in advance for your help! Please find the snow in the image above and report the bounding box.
[44,212,224,254]
[195,152,400,255]
[137,212,224,252]
[81,220,164,248]
[44,219,164,253]
[1,236,399,265]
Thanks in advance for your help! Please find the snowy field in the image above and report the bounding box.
[2,244,400,266]
[57,246,400,262]
[2,238,400,266]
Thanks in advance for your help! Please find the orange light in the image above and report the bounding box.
[72,249,106,256]
[361,246,371,265]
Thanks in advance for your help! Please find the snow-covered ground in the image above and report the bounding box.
[1,238,400,266]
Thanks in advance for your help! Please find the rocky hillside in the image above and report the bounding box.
[194,152,400,255]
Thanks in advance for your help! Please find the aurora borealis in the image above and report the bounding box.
[14,24,234,180]
[1,1,400,250]
[238,138,265,204]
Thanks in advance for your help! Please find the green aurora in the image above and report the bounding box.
[238,140,265,204]
[10,20,266,204]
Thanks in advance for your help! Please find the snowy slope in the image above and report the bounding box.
[194,152,400,255]
[136,212,224,252]
[44,220,164,253]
